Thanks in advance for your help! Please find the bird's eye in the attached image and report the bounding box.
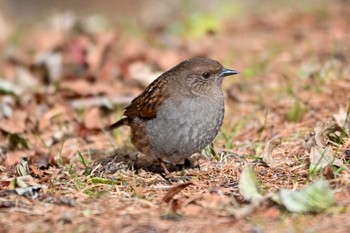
[202,72,210,79]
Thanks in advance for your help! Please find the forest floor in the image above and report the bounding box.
[1,1,350,232]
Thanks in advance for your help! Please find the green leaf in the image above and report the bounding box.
[279,180,335,213]
[239,165,264,201]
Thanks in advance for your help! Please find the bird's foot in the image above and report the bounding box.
[163,173,191,183]
[159,161,190,183]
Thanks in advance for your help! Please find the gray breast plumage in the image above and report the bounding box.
[145,93,224,164]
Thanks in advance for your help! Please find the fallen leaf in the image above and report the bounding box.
[9,176,28,189]
[16,157,30,176]
[60,79,94,96]
[14,185,42,199]
[333,107,350,136]
[314,121,342,147]
[278,179,335,213]
[0,110,27,134]
[0,79,22,96]
[262,137,282,168]
[163,182,194,203]
[29,165,44,177]
[60,79,119,97]
[38,105,66,131]
[190,190,231,209]
[322,165,335,180]
[35,50,63,82]
[84,107,103,129]
[309,146,344,173]
[4,150,31,166]
[14,66,39,90]
[239,165,264,201]
[8,175,38,188]
[0,95,15,118]
[86,32,116,73]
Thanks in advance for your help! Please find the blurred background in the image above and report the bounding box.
[0,0,327,24]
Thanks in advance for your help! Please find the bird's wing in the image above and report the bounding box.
[124,77,170,119]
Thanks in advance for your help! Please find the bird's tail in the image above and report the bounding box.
[106,117,130,131]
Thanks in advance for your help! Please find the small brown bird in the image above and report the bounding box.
[109,58,239,173]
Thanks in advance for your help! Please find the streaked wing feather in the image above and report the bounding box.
[124,76,169,119]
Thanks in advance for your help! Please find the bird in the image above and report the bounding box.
[108,57,239,174]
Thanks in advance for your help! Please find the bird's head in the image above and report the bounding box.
[167,57,239,95]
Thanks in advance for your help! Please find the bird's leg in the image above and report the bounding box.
[159,160,178,182]
[159,160,171,176]
[159,160,191,183]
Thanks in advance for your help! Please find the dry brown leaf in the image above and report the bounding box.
[181,203,203,216]
[323,165,335,180]
[60,80,93,96]
[195,191,231,209]
[162,182,193,203]
[0,110,27,134]
[39,106,66,131]
[262,137,282,168]
[5,150,34,166]
[29,164,44,177]
[86,32,116,73]
[60,79,119,96]
[84,107,102,129]
[314,121,342,147]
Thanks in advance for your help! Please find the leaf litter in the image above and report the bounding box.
[0,1,350,232]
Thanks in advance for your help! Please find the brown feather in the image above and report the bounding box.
[124,74,170,119]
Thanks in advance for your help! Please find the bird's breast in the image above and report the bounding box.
[145,94,224,162]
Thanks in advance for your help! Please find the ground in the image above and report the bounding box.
[0,1,350,232]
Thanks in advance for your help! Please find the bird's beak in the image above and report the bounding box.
[219,68,240,77]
